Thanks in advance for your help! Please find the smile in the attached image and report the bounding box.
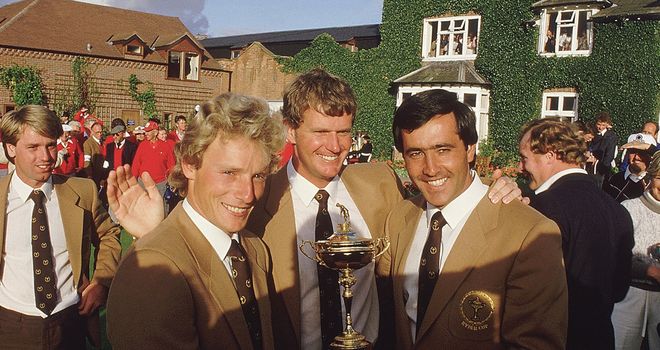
[427,178,448,187]
[317,154,338,161]
[222,203,250,214]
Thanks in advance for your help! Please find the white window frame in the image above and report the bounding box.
[422,15,481,61]
[167,51,200,81]
[538,8,596,57]
[231,49,241,59]
[541,91,579,121]
[396,85,490,144]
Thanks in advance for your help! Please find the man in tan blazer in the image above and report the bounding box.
[107,93,285,350]
[377,89,568,349]
[0,105,121,349]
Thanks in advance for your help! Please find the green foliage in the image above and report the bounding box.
[0,64,45,106]
[127,74,157,117]
[53,57,99,117]
[281,0,660,159]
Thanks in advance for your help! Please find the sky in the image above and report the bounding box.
[0,0,384,37]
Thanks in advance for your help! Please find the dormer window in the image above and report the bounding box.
[231,49,241,59]
[168,51,199,81]
[422,15,480,61]
[539,9,596,56]
[126,44,142,55]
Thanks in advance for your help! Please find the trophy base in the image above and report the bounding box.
[329,332,371,350]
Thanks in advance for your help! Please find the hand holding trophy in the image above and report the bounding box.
[299,203,389,349]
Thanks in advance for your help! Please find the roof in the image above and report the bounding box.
[531,0,613,10]
[393,61,491,87]
[0,0,221,70]
[592,0,660,21]
[201,24,380,50]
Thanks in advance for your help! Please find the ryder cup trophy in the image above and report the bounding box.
[299,203,390,350]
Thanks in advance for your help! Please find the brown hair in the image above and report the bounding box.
[1,105,62,162]
[519,118,587,166]
[281,68,357,128]
[168,93,285,195]
[647,151,660,178]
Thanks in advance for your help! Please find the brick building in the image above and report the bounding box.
[0,0,230,129]
[202,25,380,110]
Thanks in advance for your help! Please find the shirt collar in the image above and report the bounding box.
[10,172,54,203]
[535,167,587,195]
[287,160,340,206]
[115,139,125,148]
[624,167,646,183]
[182,198,233,261]
[425,171,485,230]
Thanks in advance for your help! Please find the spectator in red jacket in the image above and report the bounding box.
[167,115,187,143]
[131,121,175,199]
[53,124,84,176]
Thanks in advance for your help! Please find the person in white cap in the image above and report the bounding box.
[605,132,657,202]
[53,124,84,176]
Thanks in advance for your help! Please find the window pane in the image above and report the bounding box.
[440,34,449,55]
[464,93,477,107]
[428,21,439,57]
[562,96,576,111]
[168,51,181,78]
[453,19,465,31]
[452,33,464,55]
[185,53,199,80]
[546,96,559,110]
[559,11,574,23]
[468,19,479,54]
[440,20,450,31]
[558,27,573,51]
[577,12,590,50]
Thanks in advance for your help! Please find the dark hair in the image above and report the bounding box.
[175,115,186,123]
[596,111,612,125]
[148,117,161,124]
[392,89,478,152]
[643,121,658,136]
[111,118,126,129]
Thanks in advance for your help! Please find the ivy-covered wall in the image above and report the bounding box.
[280,0,660,159]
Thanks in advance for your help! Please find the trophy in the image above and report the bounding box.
[299,203,390,350]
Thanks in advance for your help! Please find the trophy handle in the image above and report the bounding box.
[299,240,326,266]
[372,237,391,260]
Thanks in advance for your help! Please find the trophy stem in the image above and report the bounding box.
[330,268,370,350]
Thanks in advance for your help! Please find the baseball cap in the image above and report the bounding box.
[143,121,158,132]
[626,132,657,146]
[62,124,73,132]
[110,125,126,135]
[133,126,145,134]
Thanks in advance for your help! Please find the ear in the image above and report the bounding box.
[286,123,297,145]
[545,150,557,163]
[5,143,16,159]
[467,144,476,163]
[181,161,197,181]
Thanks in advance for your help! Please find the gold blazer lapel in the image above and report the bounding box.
[416,197,497,341]
[53,176,85,288]
[0,173,11,277]
[172,207,254,350]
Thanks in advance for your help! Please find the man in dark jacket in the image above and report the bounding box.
[104,125,137,172]
[519,119,634,350]
[589,112,618,188]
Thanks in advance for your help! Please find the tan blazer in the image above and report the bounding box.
[0,173,122,342]
[246,162,405,348]
[377,194,568,350]
[107,204,276,350]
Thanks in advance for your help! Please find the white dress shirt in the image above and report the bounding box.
[182,199,239,277]
[0,173,78,317]
[402,171,488,342]
[287,161,379,349]
[534,168,587,195]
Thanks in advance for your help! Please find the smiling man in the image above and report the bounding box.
[107,93,285,349]
[0,105,121,349]
[377,89,568,349]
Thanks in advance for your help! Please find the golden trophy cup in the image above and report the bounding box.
[299,203,390,350]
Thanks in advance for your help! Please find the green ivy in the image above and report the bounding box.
[0,64,45,106]
[127,74,157,117]
[281,0,660,159]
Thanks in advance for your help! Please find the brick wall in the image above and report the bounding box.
[0,47,229,127]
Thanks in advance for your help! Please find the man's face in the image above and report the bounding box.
[596,121,609,132]
[518,132,554,190]
[157,130,167,141]
[643,122,658,137]
[183,135,269,234]
[650,174,660,202]
[91,125,102,140]
[59,131,70,142]
[145,129,158,141]
[113,132,125,144]
[402,113,475,208]
[6,126,58,188]
[176,119,187,132]
[288,108,353,188]
[135,133,145,141]
[627,150,650,174]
